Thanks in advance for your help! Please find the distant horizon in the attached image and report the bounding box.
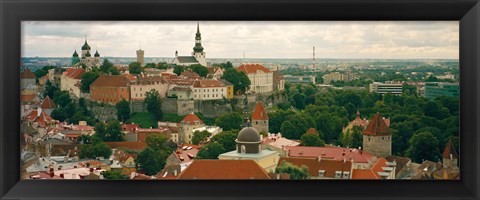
[22,21,459,59]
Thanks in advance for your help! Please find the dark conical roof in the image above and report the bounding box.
[73,50,79,57]
[82,39,91,50]
[363,112,390,136]
[443,139,458,159]
[236,127,261,143]
[94,50,100,57]
[85,51,91,57]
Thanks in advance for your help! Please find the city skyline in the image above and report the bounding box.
[22,21,459,59]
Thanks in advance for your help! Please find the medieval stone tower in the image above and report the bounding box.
[362,112,392,157]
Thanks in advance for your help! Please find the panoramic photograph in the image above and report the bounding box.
[20,21,459,180]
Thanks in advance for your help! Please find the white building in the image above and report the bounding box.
[369,82,403,95]
[130,75,169,101]
[236,64,274,94]
[192,80,228,100]
[60,68,85,98]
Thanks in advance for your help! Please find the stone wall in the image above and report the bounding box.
[130,101,146,113]
[161,98,178,114]
[363,135,392,157]
[85,100,117,122]
[194,100,233,118]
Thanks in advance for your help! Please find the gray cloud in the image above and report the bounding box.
[21,21,458,59]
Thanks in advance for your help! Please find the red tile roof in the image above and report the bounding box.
[180,70,201,78]
[174,145,200,163]
[25,109,57,127]
[123,73,137,82]
[363,112,390,136]
[177,160,271,179]
[286,146,373,163]
[442,139,458,159]
[41,96,55,109]
[179,113,204,126]
[252,101,268,120]
[236,64,271,74]
[192,79,225,88]
[91,75,130,87]
[306,128,319,135]
[351,169,378,179]
[278,157,352,178]
[105,142,147,151]
[63,68,85,79]
[21,94,37,102]
[121,123,140,133]
[21,68,36,79]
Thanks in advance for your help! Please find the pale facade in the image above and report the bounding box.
[192,80,228,100]
[60,68,84,98]
[237,64,274,94]
[130,76,169,101]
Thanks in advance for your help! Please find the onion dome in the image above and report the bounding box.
[81,39,91,50]
[85,51,91,57]
[94,50,100,57]
[72,50,79,57]
[236,127,261,143]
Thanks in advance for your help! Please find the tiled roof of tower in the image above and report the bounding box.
[21,68,36,79]
[91,75,130,87]
[236,64,271,74]
[177,160,271,179]
[363,112,390,136]
[278,157,352,178]
[442,139,458,159]
[41,96,55,109]
[306,128,319,135]
[252,102,268,120]
[179,113,204,125]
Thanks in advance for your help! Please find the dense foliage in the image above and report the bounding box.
[135,134,174,175]
[275,160,309,179]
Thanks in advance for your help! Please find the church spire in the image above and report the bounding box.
[193,22,204,53]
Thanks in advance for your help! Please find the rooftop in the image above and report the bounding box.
[177,160,271,179]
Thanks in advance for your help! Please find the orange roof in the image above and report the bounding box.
[278,157,352,178]
[236,64,271,74]
[91,75,129,88]
[192,79,225,88]
[252,102,268,120]
[177,160,271,179]
[370,157,388,175]
[123,73,137,82]
[21,94,37,102]
[180,70,201,78]
[443,139,458,159]
[286,146,373,163]
[41,96,55,109]
[25,109,56,127]
[121,123,140,133]
[179,113,204,126]
[351,169,379,179]
[305,128,319,135]
[105,142,147,151]
[21,68,36,79]
[363,112,390,136]
[63,68,85,79]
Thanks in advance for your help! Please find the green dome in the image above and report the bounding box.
[94,50,100,57]
[72,50,79,57]
[193,44,204,52]
[81,40,91,50]
[85,51,91,57]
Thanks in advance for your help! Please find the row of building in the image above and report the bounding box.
[369,81,459,99]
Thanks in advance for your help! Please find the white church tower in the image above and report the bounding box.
[192,22,207,66]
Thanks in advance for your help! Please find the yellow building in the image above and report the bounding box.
[218,127,279,172]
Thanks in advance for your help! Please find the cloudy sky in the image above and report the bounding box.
[21,21,459,59]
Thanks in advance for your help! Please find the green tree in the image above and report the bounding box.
[64,102,77,118]
[144,89,163,120]
[173,65,185,76]
[144,63,157,68]
[135,134,173,175]
[101,171,129,180]
[340,126,363,148]
[50,107,66,121]
[188,64,209,78]
[80,71,99,93]
[100,59,114,73]
[275,160,309,180]
[53,91,72,108]
[192,130,211,145]
[425,75,439,82]
[104,120,125,142]
[79,139,112,159]
[215,112,243,131]
[129,62,143,75]
[405,131,440,163]
[115,99,131,122]
[209,130,238,152]
[280,121,300,139]
[196,142,226,159]
[43,79,59,98]
[292,93,306,110]
[300,133,325,147]
[221,68,251,94]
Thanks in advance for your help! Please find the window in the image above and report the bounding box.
[241,145,246,154]
[335,171,342,179]
[318,170,325,177]
[342,171,350,179]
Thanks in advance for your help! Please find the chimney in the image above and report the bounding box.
[317,156,322,163]
[174,170,178,176]
[37,107,42,117]
[450,153,453,160]
[276,174,280,179]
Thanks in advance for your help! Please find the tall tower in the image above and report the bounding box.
[362,112,392,157]
[136,49,145,66]
[192,22,207,66]
[312,46,316,69]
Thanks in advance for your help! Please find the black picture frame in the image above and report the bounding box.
[1,0,479,199]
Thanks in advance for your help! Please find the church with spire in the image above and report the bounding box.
[172,22,207,67]
[71,36,101,68]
